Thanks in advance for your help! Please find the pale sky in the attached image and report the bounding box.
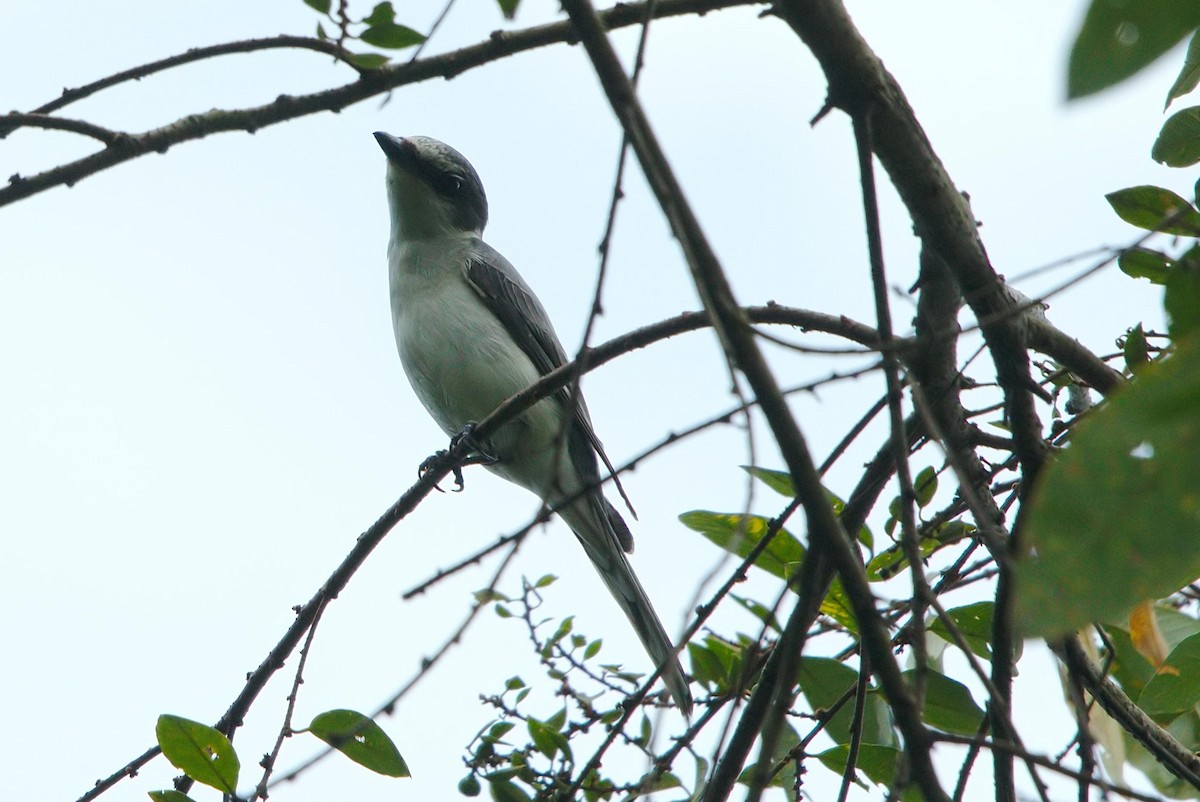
[0,1,1182,800]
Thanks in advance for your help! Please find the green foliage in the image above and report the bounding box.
[1138,632,1200,724]
[735,721,801,790]
[929,601,997,661]
[1118,247,1173,284]
[688,633,763,695]
[1165,254,1200,338]
[496,0,521,20]
[741,465,874,549]
[1167,30,1200,108]
[797,657,895,747]
[459,581,698,801]
[147,792,197,802]
[1018,338,1200,636]
[905,668,985,736]
[1154,107,1200,167]
[1067,0,1200,99]
[154,715,239,795]
[1105,185,1200,235]
[815,744,920,802]
[678,505,860,631]
[678,509,803,580]
[306,709,410,777]
[1102,615,1200,795]
[360,6,424,49]
[1123,323,1152,372]
[297,0,428,71]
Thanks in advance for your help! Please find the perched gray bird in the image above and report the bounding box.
[374,133,691,713]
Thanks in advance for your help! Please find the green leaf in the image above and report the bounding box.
[1119,247,1173,284]
[679,510,804,581]
[1154,107,1200,167]
[739,468,873,548]
[550,617,573,645]
[527,717,570,760]
[1019,338,1200,636]
[865,538,939,582]
[735,722,802,789]
[1168,29,1200,108]
[742,465,795,497]
[360,23,426,50]
[496,0,520,20]
[488,777,532,802]
[303,0,332,14]
[534,574,557,588]
[1067,0,1200,99]
[687,635,750,694]
[1124,324,1151,373]
[155,715,239,794]
[547,708,567,731]
[486,721,515,742]
[640,771,683,792]
[474,588,508,604]
[913,466,938,507]
[928,601,1023,662]
[797,658,895,747]
[347,52,390,70]
[1165,261,1200,338]
[905,669,985,735]
[1138,632,1200,723]
[584,639,602,659]
[815,743,902,788]
[147,792,197,802]
[731,593,782,632]
[363,1,395,26]
[687,642,726,691]
[1105,186,1200,235]
[307,709,410,778]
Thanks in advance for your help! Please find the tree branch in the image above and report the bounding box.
[558,2,947,800]
[1,0,762,208]
[73,302,874,802]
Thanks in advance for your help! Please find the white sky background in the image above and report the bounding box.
[0,1,1184,801]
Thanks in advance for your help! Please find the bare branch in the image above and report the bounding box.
[0,112,127,144]
[1,0,761,208]
[558,2,946,800]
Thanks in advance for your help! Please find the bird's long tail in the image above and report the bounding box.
[563,498,693,715]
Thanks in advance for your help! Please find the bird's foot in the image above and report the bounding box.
[450,422,498,466]
[417,424,498,494]
[417,449,464,493]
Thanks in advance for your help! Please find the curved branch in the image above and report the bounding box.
[23,36,357,119]
[558,2,946,800]
[0,113,127,144]
[1057,637,1200,790]
[774,0,1048,486]
[1,0,761,208]
[73,302,874,802]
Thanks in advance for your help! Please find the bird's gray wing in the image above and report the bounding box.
[464,244,637,529]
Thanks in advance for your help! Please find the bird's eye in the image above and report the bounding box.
[439,173,464,194]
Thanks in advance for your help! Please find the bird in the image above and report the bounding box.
[374,132,692,714]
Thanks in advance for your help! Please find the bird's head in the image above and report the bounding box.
[374,133,489,240]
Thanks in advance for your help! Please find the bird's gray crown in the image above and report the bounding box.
[374,132,489,234]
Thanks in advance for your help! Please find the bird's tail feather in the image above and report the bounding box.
[564,501,693,715]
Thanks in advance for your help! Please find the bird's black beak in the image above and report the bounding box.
[373,131,412,163]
